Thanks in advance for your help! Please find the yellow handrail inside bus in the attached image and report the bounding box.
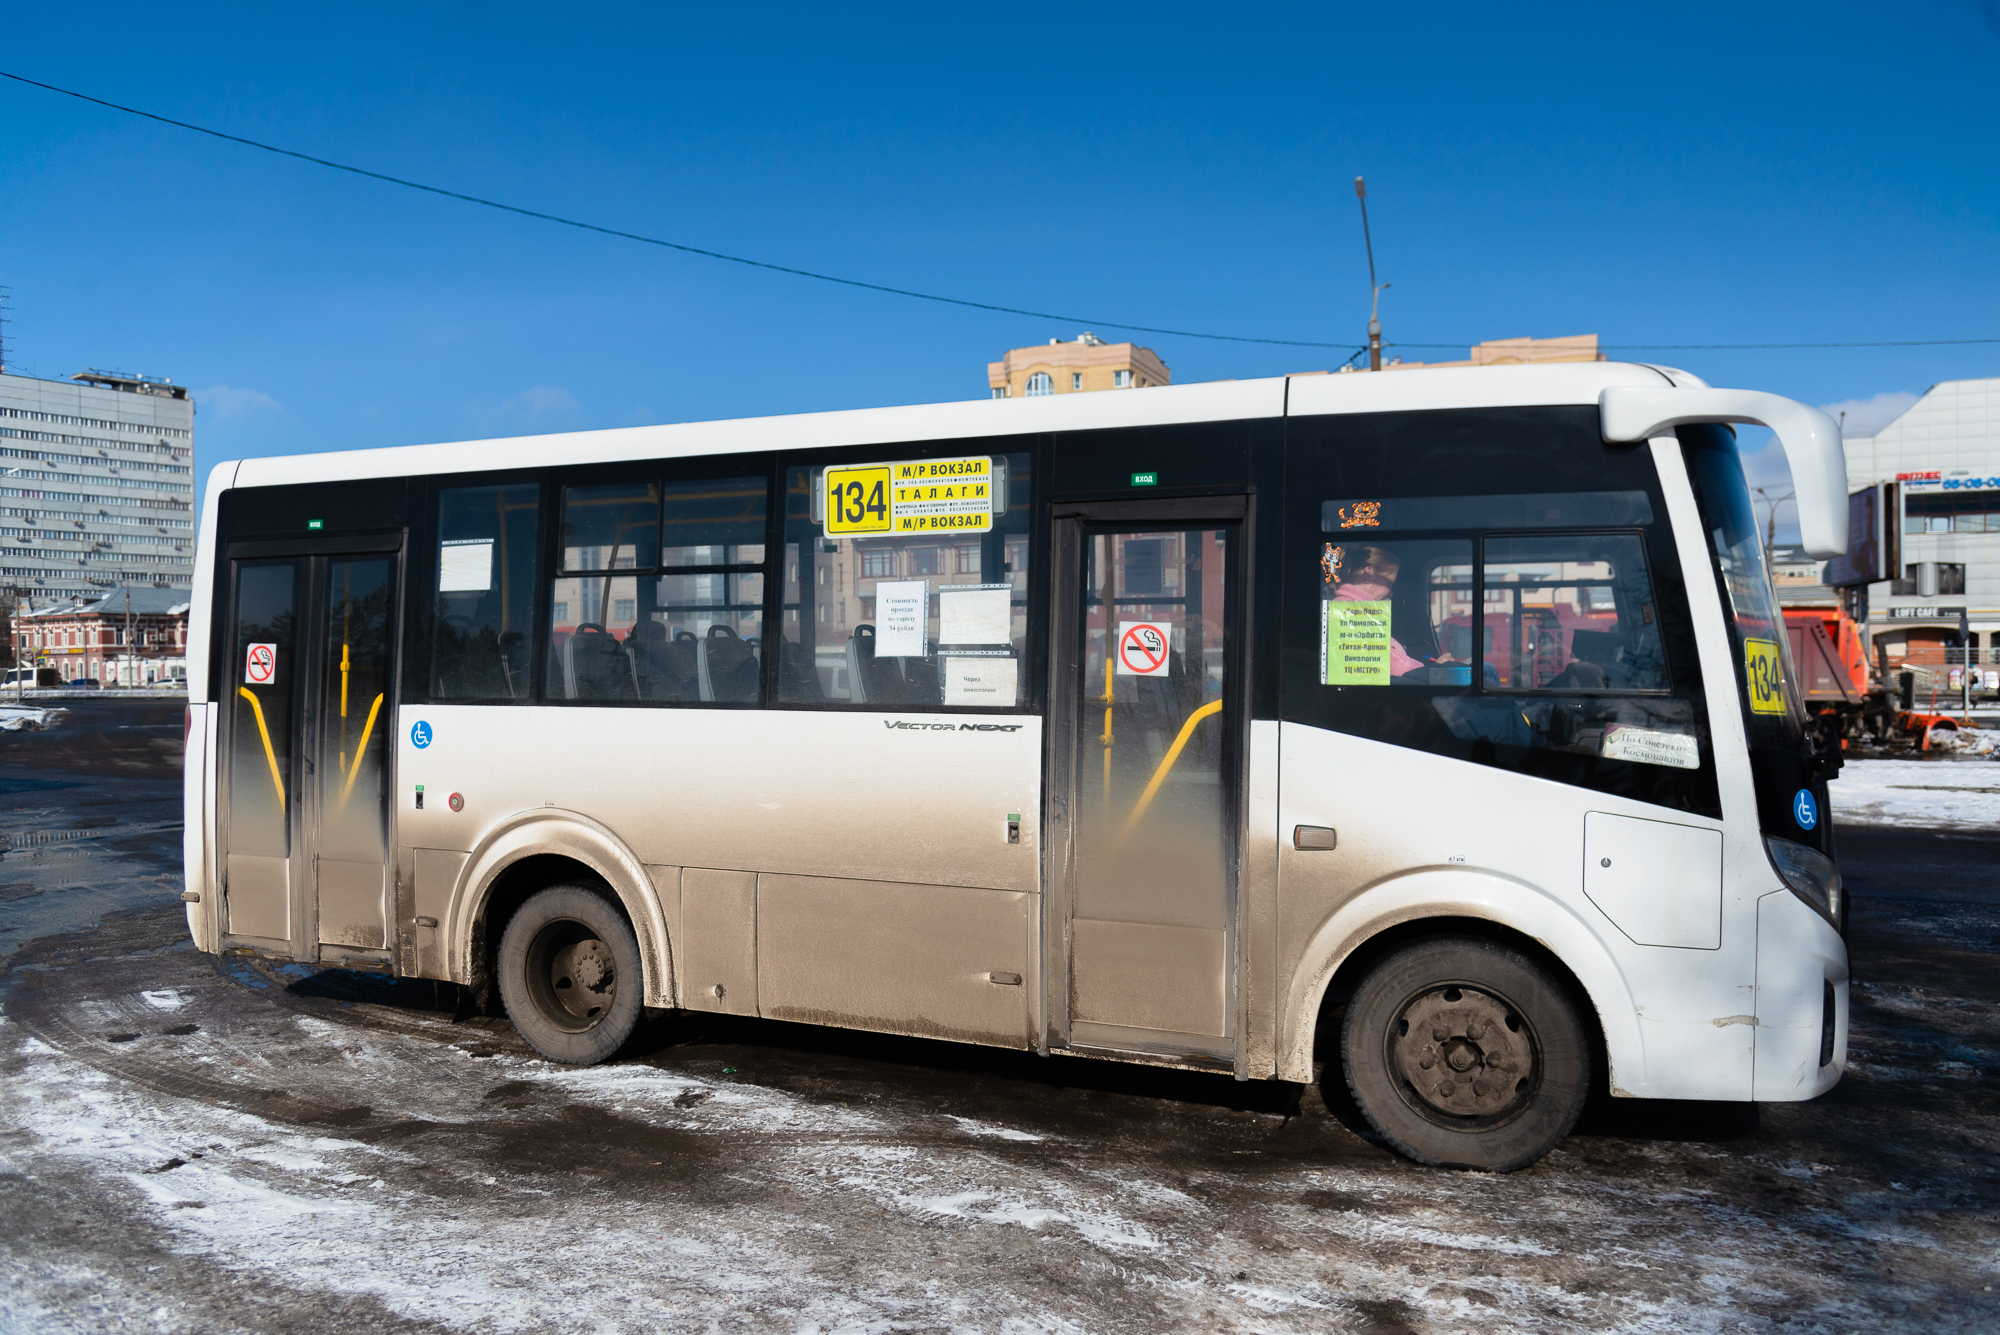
[339,692,385,809]
[1099,654,1115,819]
[1114,698,1222,846]
[238,686,286,808]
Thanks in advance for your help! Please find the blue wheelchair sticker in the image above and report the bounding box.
[1793,788,1818,830]
[411,720,433,750]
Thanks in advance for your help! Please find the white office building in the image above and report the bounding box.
[0,368,196,604]
[1842,377,1999,668]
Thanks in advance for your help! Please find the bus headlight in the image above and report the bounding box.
[1765,837,1843,929]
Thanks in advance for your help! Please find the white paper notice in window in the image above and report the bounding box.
[439,539,494,592]
[874,580,928,657]
[943,655,1017,706]
[939,585,1012,645]
[1601,725,1700,770]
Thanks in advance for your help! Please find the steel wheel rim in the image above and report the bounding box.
[1385,981,1542,1131]
[523,919,617,1032]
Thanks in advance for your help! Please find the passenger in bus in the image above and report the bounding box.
[1330,545,1425,678]
[1544,628,1617,689]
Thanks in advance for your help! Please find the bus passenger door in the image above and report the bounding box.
[222,540,401,961]
[1048,500,1247,1065]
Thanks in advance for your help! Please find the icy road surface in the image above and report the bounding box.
[2,703,1997,1333]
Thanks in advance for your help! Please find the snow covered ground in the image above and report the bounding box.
[1831,758,2000,830]
[5,896,1999,1334]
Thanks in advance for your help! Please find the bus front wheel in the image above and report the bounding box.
[497,885,644,1065]
[1339,937,1589,1172]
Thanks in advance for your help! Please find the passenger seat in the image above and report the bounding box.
[696,624,760,703]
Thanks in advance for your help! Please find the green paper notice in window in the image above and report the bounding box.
[1323,600,1393,685]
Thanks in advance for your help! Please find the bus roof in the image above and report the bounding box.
[220,361,1703,494]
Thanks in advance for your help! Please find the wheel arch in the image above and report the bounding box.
[1278,869,1639,1093]
[444,809,674,1008]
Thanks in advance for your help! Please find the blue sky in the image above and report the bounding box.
[4,3,1998,540]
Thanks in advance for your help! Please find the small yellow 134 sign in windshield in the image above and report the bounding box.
[1743,638,1788,715]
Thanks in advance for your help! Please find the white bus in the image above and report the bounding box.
[181,363,1850,1170]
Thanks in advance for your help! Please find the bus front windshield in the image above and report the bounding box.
[1681,424,1807,753]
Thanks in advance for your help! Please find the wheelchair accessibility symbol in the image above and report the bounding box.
[1793,788,1818,830]
[411,720,433,750]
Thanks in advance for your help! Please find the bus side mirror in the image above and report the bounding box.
[1599,387,1849,560]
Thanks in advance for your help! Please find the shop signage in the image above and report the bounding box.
[1897,471,2000,494]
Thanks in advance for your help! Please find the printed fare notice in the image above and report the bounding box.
[892,457,993,532]
[1324,601,1392,685]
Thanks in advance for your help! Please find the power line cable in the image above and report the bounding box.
[1395,339,2000,351]
[5,70,1998,356]
[0,70,1356,350]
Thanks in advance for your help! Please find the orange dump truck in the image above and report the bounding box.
[1783,607,1897,748]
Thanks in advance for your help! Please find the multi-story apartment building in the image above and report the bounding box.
[988,333,1171,398]
[0,367,196,604]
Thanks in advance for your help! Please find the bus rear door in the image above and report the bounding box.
[221,537,401,962]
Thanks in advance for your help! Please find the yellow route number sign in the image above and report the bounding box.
[823,457,995,536]
[824,464,892,536]
[1744,637,1787,715]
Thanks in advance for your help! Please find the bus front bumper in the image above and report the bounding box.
[1754,889,1848,1101]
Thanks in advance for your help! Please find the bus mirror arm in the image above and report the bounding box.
[1599,388,1850,560]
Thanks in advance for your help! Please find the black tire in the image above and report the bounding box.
[1338,936,1589,1172]
[497,884,645,1065]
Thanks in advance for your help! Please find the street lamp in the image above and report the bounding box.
[1354,177,1389,371]
[1753,485,1795,547]
[1752,487,1796,593]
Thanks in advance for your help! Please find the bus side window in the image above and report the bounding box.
[432,484,539,700]
[543,474,770,705]
[1482,534,1667,693]
[1318,539,1473,686]
[651,475,766,704]
[546,482,658,702]
[776,455,1032,710]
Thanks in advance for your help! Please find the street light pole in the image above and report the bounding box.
[1753,486,1795,583]
[1961,606,1973,723]
[1354,177,1388,371]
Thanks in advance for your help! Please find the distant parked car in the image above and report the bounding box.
[66,678,101,689]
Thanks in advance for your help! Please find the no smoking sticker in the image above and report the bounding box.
[244,642,277,685]
[1115,621,1172,677]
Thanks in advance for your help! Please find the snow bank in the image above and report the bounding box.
[1830,759,2000,829]
[0,705,69,732]
[1932,726,2000,757]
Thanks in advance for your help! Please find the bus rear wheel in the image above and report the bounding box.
[1339,937,1588,1172]
[497,884,644,1065]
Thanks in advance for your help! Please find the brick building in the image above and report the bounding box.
[12,585,190,685]
[988,333,1171,398]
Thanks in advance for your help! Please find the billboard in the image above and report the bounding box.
[1825,484,1894,587]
